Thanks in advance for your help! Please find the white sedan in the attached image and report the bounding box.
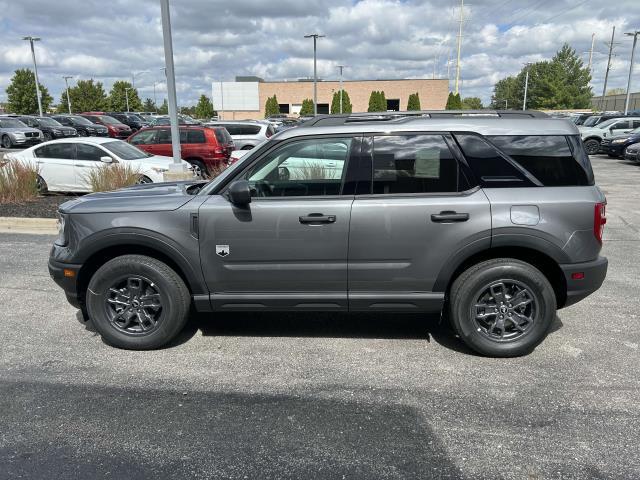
[5,137,193,193]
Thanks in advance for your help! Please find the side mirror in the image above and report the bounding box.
[100,156,114,164]
[228,180,252,206]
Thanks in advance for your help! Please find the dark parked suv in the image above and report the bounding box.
[52,115,109,137]
[106,112,149,132]
[49,111,607,357]
[17,115,77,141]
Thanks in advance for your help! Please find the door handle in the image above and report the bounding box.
[299,213,336,224]
[431,211,469,223]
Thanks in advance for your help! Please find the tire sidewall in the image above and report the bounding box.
[451,262,556,357]
[86,257,188,349]
[584,139,599,155]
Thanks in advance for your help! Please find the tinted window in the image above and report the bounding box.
[130,129,157,145]
[239,125,261,135]
[102,141,152,160]
[76,143,106,161]
[156,129,171,144]
[244,138,352,197]
[214,128,230,144]
[187,129,206,143]
[454,134,533,188]
[54,117,72,126]
[371,135,465,194]
[35,143,75,160]
[488,136,590,187]
[19,117,38,127]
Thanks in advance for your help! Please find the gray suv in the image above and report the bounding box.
[49,111,608,357]
[205,120,275,150]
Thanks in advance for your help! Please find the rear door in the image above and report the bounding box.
[32,143,77,191]
[347,133,491,311]
[153,129,172,156]
[197,135,359,310]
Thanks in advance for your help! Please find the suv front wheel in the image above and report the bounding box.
[449,259,556,357]
[86,255,191,350]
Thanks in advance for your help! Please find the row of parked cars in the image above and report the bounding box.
[570,112,640,161]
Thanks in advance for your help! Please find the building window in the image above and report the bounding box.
[278,104,290,114]
[317,104,330,114]
[386,99,400,111]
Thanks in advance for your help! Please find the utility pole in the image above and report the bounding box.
[125,88,131,112]
[454,0,464,94]
[337,65,346,114]
[588,32,595,72]
[624,30,640,115]
[160,0,183,169]
[22,36,43,116]
[602,26,617,100]
[523,63,532,110]
[62,75,73,114]
[304,33,325,115]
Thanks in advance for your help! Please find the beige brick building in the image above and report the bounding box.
[213,78,449,120]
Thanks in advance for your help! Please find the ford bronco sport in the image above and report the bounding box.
[49,110,607,357]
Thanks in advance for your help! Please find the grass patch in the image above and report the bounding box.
[0,160,39,204]
[84,163,142,192]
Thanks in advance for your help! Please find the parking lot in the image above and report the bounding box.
[0,155,638,479]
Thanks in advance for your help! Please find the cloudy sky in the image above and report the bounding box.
[0,0,638,108]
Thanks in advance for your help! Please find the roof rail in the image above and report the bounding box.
[300,110,549,127]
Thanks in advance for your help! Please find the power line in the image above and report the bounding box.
[537,0,591,24]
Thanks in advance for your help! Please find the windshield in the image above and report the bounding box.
[0,118,28,128]
[98,115,122,125]
[128,114,144,122]
[69,116,94,126]
[102,140,152,160]
[582,116,601,127]
[37,117,63,127]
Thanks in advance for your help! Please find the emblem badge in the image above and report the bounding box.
[216,245,230,257]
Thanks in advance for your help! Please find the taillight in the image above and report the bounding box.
[594,202,606,245]
[214,147,224,155]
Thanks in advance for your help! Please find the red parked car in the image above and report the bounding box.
[79,113,132,139]
[127,125,234,177]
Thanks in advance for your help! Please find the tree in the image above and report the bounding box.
[606,88,626,96]
[445,92,463,110]
[368,90,387,112]
[108,80,142,112]
[299,98,314,116]
[55,79,108,113]
[194,94,215,119]
[330,90,352,114]
[6,69,53,114]
[142,98,156,112]
[462,97,483,109]
[157,99,168,115]
[179,105,197,116]
[264,95,280,117]
[407,92,421,110]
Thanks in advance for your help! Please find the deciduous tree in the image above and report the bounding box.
[6,69,53,114]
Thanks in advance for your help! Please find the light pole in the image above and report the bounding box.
[337,65,346,114]
[160,0,183,169]
[125,88,131,112]
[22,36,43,116]
[304,33,325,115]
[624,30,640,115]
[523,63,532,111]
[62,75,73,114]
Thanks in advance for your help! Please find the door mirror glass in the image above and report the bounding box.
[100,156,114,164]
[228,180,252,205]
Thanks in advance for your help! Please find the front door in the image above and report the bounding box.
[198,136,358,311]
[347,133,492,311]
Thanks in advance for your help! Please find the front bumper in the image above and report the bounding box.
[624,149,639,162]
[600,141,625,156]
[48,258,83,309]
[12,136,42,146]
[559,256,608,308]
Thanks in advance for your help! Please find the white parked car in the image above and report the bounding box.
[205,121,275,150]
[4,137,193,193]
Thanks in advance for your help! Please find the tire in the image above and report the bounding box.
[36,175,48,194]
[136,175,153,184]
[43,132,53,141]
[583,138,601,155]
[449,258,556,357]
[85,255,191,350]
[79,130,88,137]
[190,160,208,179]
[1,135,12,149]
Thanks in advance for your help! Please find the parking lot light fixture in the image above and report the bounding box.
[22,36,43,117]
[304,33,325,116]
[62,75,73,114]
[624,31,640,115]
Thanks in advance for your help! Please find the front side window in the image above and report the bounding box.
[371,135,466,194]
[156,129,171,144]
[243,137,352,197]
[19,117,38,127]
[130,129,157,145]
[34,143,75,160]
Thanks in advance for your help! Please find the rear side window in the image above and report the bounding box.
[371,135,469,194]
[454,134,534,188]
[214,128,231,144]
[488,136,591,186]
[186,129,206,143]
[239,125,261,135]
[35,143,75,160]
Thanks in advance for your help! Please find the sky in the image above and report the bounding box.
[0,0,639,109]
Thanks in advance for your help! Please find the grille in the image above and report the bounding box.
[25,132,38,138]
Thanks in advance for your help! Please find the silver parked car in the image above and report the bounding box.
[0,116,43,148]
[205,120,275,150]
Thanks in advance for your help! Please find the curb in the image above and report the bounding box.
[0,217,58,235]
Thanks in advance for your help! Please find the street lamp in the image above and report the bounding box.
[62,75,73,114]
[523,63,533,111]
[132,70,149,89]
[624,31,640,114]
[21,36,43,116]
[337,65,346,114]
[125,88,131,112]
[304,33,325,115]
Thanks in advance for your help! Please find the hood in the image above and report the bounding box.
[59,180,207,215]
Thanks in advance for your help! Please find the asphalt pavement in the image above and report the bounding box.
[0,155,639,479]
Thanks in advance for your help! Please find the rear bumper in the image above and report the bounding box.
[48,258,83,309]
[559,256,608,308]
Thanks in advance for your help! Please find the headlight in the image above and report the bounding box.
[13,132,25,138]
[151,167,168,173]
[52,129,62,134]
[611,138,628,144]
[55,213,67,246]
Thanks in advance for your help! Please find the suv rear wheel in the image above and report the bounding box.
[449,258,556,357]
[85,255,190,350]
[583,138,601,155]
